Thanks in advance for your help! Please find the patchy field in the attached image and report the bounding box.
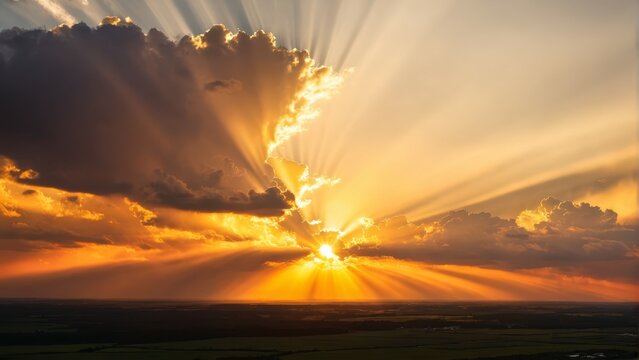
[0,301,636,359]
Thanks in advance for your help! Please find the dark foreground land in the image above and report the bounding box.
[0,300,636,360]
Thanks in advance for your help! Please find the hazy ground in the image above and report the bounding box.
[0,300,636,359]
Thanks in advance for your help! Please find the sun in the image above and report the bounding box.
[309,243,343,269]
[319,244,337,259]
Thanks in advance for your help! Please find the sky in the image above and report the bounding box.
[0,0,637,301]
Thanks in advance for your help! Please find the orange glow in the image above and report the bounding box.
[1,171,637,301]
[0,13,636,303]
[576,177,638,223]
[0,244,146,279]
[237,256,639,302]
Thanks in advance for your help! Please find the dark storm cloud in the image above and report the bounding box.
[144,171,293,216]
[348,198,638,282]
[136,165,294,215]
[0,19,324,216]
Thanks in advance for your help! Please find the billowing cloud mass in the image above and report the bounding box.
[345,198,638,282]
[0,18,339,216]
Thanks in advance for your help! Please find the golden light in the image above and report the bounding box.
[0,4,636,304]
[318,244,336,259]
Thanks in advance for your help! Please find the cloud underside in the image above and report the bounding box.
[0,18,337,215]
[2,170,636,285]
[345,197,638,282]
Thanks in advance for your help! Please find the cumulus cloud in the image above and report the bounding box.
[0,18,339,216]
[142,170,294,216]
[0,173,301,253]
[0,180,145,250]
[529,197,617,231]
[346,197,638,281]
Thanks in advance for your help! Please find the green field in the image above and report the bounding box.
[1,327,636,360]
[1,301,636,360]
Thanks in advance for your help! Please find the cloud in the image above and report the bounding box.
[0,220,111,250]
[346,197,638,281]
[426,158,638,220]
[0,160,308,255]
[0,186,142,250]
[142,170,294,216]
[268,156,340,209]
[0,18,339,216]
[517,196,618,231]
[203,79,242,93]
[0,169,309,255]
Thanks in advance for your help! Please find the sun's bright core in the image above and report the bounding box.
[319,244,336,259]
